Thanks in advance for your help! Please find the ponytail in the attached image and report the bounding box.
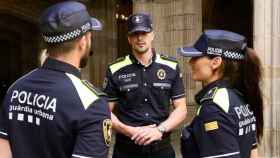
[221,47,264,143]
[240,47,264,142]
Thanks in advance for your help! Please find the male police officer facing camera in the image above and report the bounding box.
[103,12,187,158]
[0,1,111,158]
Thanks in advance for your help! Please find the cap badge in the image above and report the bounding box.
[134,16,141,23]
[157,69,166,80]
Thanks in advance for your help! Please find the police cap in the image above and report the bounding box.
[177,30,247,60]
[39,1,102,44]
[127,12,153,35]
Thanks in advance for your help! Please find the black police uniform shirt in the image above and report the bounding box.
[181,80,257,158]
[0,58,112,158]
[103,52,185,127]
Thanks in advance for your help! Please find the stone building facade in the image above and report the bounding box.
[0,0,279,157]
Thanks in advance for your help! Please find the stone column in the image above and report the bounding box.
[254,0,280,157]
[133,1,202,157]
[82,1,118,87]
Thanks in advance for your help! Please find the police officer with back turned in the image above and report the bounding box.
[0,1,112,158]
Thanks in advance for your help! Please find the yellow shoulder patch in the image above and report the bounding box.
[109,55,133,74]
[66,73,99,110]
[103,119,112,147]
[213,88,230,113]
[204,121,219,132]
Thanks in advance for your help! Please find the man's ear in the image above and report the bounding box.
[211,56,222,70]
[78,34,87,50]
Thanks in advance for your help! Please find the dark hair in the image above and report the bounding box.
[220,47,264,143]
[45,36,82,55]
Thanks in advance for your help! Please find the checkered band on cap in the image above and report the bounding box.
[223,51,244,60]
[42,22,91,43]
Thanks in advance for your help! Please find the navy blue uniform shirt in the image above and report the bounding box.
[0,58,111,158]
[103,52,185,127]
[181,80,257,158]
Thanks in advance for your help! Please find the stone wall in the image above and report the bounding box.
[254,0,280,157]
[82,1,118,86]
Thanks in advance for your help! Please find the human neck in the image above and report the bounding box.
[132,48,153,66]
[48,50,81,69]
[202,73,222,87]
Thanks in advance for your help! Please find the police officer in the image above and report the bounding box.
[177,30,264,158]
[103,12,187,158]
[0,2,112,158]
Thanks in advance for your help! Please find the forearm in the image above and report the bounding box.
[159,98,187,132]
[111,112,135,137]
[131,98,187,145]
[0,138,12,158]
[108,102,135,137]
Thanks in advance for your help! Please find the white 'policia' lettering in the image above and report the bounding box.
[207,47,223,55]
[10,90,57,113]
[234,104,253,119]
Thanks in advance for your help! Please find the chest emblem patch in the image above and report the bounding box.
[204,121,219,132]
[103,119,112,146]
[157,69,166,80]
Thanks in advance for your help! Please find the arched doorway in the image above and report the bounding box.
[0,13,40,103]
[116,0,132,57]
[202,0,253,47]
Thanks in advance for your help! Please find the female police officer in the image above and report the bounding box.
[177,30,264,158]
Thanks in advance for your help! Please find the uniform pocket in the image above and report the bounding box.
[152,82,171,90]
[119,84,139,92]
[119,84,139,109]
[152,82,171,110]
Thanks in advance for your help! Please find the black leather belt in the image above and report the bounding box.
[115,133,171,154]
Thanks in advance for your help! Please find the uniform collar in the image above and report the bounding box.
[129,50,156,67]
[42,57,81,78]
[195,80,229,104]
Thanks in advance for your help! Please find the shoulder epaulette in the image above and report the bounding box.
[155,54,177,70]
[109,56,126,66]
[200,87,230,113]
[200,87,219,103]
[82,80,107,97]
[109,55,133,74]
[160,54,178,63]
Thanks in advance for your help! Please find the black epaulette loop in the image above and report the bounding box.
[109,56,126,66]
[160,54,178,63]
[82,80,107,97]
[199,87,219,103]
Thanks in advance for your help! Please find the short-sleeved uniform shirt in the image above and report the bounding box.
[181,80,257,158]
[103,53,185,127]
[0,58,112,158]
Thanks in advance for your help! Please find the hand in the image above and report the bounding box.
[131,125,163,146]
